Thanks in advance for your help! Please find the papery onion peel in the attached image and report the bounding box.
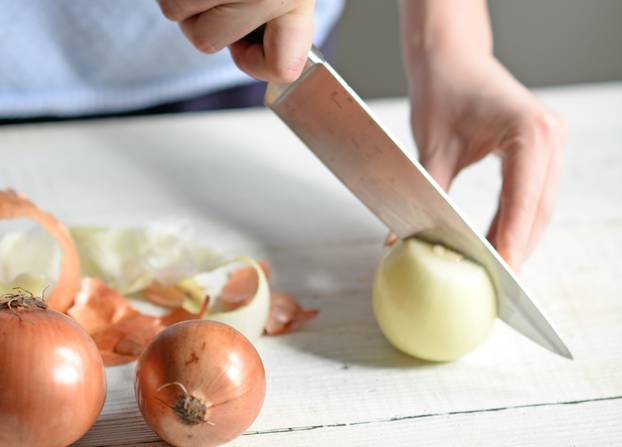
[1,190,318,367]
[0,189,80,312]
[69,278,201,366]
[265,292,319,335]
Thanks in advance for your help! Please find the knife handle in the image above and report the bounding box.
[242,25,324,64]
[243,25,266,44]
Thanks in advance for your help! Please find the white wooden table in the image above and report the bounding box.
[1,83,621,446]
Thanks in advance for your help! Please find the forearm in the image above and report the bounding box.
[399,0,493,70]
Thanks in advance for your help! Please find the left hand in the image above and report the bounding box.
[406,49,567,269]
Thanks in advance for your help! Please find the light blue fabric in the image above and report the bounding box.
[0,0,344,117]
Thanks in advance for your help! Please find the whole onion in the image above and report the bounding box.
[0,292,106,446]
[135,320,266,447]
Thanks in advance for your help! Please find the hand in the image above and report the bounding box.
[406,50,566,269]
[157,0,315,83]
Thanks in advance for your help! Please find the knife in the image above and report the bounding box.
[263,48,572,359]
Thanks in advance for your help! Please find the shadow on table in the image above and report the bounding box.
[90,118,383,249]
[278,290,442,370]
[281,329,441,370]
[88,119,437,369]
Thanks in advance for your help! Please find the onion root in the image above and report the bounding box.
[157,382,211,426]
[0,289,47,314]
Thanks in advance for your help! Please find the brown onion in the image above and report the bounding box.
[135,320,266,447]
[0,292,106,447]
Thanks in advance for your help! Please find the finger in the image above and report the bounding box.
[418,138,464,192]
[158,0,223,22]
[180,3,275,54]
[486,207,500,244]
[384,232,399,247]
[420,155,454,191]
[524,116,567,257]
[495,130,550,270]
[229,7,313,82]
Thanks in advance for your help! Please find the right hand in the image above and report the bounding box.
[157,0,316,83]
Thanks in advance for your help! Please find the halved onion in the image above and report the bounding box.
[202,257,271,341]
[373,237,497,361]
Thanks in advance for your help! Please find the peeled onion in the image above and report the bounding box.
[373,237,497,361]
[135,320,266,447]
[0,292,106,446]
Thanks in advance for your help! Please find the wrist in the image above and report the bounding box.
[399,0,493,75]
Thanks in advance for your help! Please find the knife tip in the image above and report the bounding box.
[557,344,574,361]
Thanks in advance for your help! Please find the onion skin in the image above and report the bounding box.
[0,189,81,312]
[373,237,497,362]
[0,302,106,446]
[135,320,266,447]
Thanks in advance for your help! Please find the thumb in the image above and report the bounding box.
[229,7,313,83]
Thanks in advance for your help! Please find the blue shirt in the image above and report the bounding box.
[0,0,344,117]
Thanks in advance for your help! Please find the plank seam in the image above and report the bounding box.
[242,394,622,436]
[93,394,622,445]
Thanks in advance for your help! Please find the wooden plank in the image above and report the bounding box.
[232,397,622,446]
[81,396,622,446]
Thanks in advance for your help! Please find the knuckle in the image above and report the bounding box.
[503,194,533,216]
[184,29,220,53]
[501,186,538,215]
[159,0,184,21]
[528,110,566,142]
[195,39,219,54]
[510,109,568,154]
[502,124,532,153]
[534,111,557,135]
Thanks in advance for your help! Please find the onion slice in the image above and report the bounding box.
[219,260,271,310]
[0,189,80,312]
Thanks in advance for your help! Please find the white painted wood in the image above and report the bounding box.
[0,83,620,446]
[85,397,622,447]
[234,397,622,447]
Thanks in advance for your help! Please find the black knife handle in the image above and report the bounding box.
[243,25,266,44]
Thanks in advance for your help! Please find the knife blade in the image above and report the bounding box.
[265,48,572,359]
